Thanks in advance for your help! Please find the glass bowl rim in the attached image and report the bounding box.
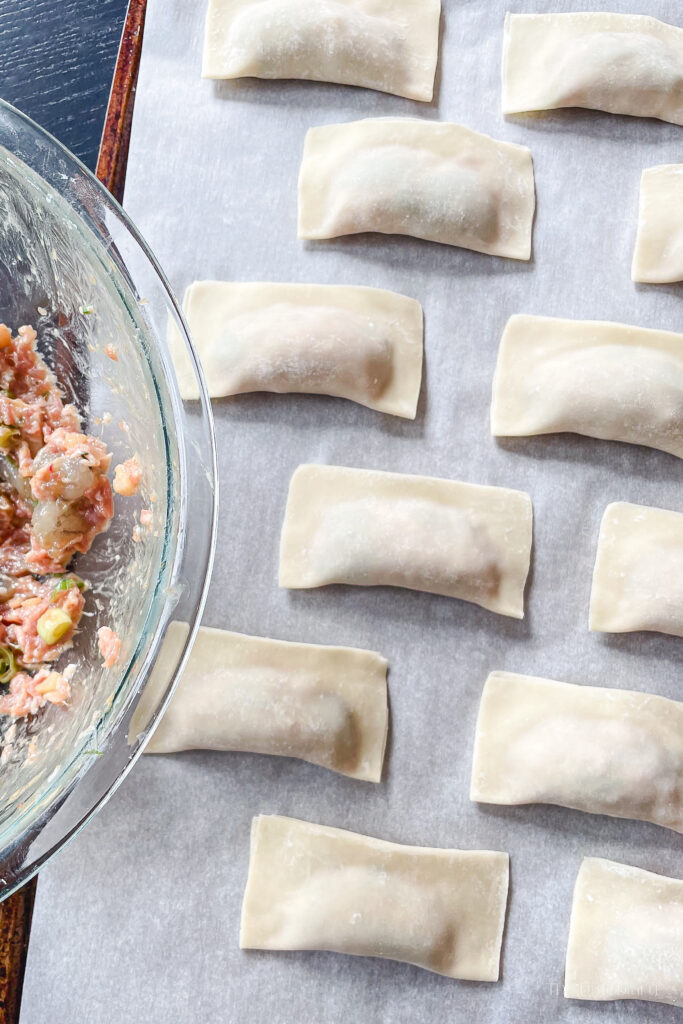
[0,97,218,899]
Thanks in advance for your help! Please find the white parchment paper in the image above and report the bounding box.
[22,1,683,1021]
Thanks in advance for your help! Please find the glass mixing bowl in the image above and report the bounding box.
[0,100,217,900]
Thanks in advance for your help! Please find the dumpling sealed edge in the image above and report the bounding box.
[278,463,533,618]
[145,623,389,782]
[298,118,536,259]
[202,0,441,102]
[240,814,509,981]
[491,313,683,458]
[470,670,683,833]
[565,857,683,1007]
[502,12,683,125]
[167,281,423,418]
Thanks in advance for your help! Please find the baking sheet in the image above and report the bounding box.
[22,0,683,1021]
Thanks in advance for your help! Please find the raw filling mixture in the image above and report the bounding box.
[0,323,122,718]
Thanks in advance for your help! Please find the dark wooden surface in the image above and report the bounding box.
[0,1,142,1019]
[0,0,128,171]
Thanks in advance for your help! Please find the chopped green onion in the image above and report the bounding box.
[0,644,16,685]
[52,578,74,596]
[51,577,85,598]
[36,608,72,645]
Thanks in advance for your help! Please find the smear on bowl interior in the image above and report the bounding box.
[0,322,124,718]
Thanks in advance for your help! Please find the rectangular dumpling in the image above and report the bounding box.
[202,0,441,102]
[502,12,683,125]
[240,814,509,981]
[565,857,683,1007]
[590,501,683,639]
[470,671,683,833]
[632,165,683,284]
[168,281,423,418]
[279,464,533,618]
[145,624,388,782]
[298,118,536,260]
[491,314,683,459]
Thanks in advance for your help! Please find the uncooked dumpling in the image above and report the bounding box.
[279,464,533,618]
[168,281,423,418]
[632,165,683,284]
[202,0,441,102]
[491,314,683,458]
[503,12,683,125]
[565,857,683,1007]
[298,118,536,259]
[590,501,683,638]
[145,624,388,782]
[240,814,509,981]
[471,671,683,833]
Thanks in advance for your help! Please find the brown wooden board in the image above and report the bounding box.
[97,0,147,204]
[0,1,147,1020]
[0,883,35,1024]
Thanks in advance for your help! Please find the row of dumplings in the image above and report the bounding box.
[149,622,683,838]
[202,5,683,280]
[168,112,683,275]
[236,820,683,1003]
[204,4,683,128]
[174,289,683,467]
[299,118,683,282]
[280,465,683,639]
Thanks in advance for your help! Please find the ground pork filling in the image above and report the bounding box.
[0,324,116,718]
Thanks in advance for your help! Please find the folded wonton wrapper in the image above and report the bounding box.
[632,165,683,284]
[503,12,683,125]
[168,281,423,418]
[202,0,441,102]
[298,118,536,259]
[146,624,388,782]
[279,464,533,618]
[565,857,683,1007]
[471,671,683,834]
[491,314,683,459]
[240,814,509,981]
[590,501,683,639]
